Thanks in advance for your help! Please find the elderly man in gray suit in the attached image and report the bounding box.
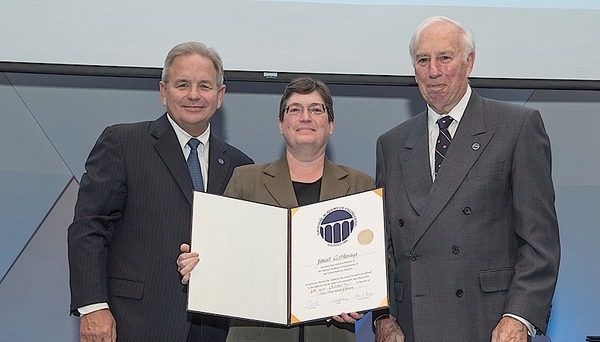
[375,17,560,342]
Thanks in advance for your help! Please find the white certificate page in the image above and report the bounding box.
[188,192,289,325]
[290,189,388,323]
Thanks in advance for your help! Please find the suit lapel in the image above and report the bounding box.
[412,93,495,247]
[151,114,195,205]
[320,158,350,201]
[401,112,433,216]
[264,155,299,208]
[206,135,231,195]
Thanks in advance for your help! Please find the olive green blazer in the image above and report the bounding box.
[223,154,375,342]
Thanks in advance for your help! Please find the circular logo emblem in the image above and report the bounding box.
[318,207,357,246]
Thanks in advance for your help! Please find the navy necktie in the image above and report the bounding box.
[435,116,454,176]
[187,138,204,192]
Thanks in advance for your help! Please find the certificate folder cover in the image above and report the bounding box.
[187,189,388,326]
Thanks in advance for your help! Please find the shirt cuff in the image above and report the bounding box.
[78,302,109,316]
[502,313,536,336]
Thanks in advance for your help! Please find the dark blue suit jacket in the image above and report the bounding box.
[68,113,253,341]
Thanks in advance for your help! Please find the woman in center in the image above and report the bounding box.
[179,76,375,342]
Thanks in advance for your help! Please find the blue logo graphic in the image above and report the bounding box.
[318,208,356,245]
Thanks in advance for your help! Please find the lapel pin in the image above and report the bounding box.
[471,142,480,151]
[218,158,225,165]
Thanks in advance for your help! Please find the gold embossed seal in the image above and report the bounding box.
[357,229,374,245]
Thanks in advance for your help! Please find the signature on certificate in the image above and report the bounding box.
[304,299,321,309]
[354,291,374,300]
[330,297,349,305]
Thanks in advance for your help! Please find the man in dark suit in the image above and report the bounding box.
[68,42,253,342]
[375,17,560,342]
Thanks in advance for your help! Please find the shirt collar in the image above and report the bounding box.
[427,85,472,129]
[166,114,210,153]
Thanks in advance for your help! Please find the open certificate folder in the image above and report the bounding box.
[187,189,388,326]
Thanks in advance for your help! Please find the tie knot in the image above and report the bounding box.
[187,138,201,151]
[437,116,454,130]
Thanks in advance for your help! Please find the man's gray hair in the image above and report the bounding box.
[161,42,224,85]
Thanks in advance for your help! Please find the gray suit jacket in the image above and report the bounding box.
[223,154,375,342]
[68,113,253,342]
[376,92,560,342]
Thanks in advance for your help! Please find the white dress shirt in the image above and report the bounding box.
[167,114,210,191]
[427,86,470,181]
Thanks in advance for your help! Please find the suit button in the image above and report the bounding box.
[452,246,461,254]
[456,289,464,297]
[409,253,418,261]
[398,219,404,227]
[462,207,472,215]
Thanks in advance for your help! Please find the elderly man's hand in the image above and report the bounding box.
[491,316,528,342]
[375,315,405,342]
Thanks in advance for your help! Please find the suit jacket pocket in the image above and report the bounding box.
[479,268,514,293]
[465,160,504,181]
[107,277,144,299]
[393,281,404,302]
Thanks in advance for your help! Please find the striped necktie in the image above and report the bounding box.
[435,116,454,176]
